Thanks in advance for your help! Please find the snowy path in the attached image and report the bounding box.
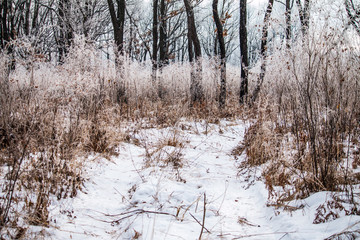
[44,120,360,240]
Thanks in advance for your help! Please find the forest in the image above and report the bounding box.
[0,0,360,239]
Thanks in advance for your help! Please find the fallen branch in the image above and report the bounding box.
[231,231,297,239]
[108,209,177,224]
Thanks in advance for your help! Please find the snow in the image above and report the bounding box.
[30,120,360,239]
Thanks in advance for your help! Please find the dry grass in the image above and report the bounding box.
[236,27,360,209]
[0,37,247,236]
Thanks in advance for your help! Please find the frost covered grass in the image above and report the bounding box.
[0,32,359,238]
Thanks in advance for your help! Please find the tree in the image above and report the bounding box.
[58,0,73,63]
[285,0,292,48]
[239,0,249,104]
[152,0,159,83]
[251,0,274,104]
[107,0,126,103]
[295,0,310,37]
[345,0,360,36]
[107,0,126,55]
[159,0,168,67]
[213,0,227,108]
[183,0,204,104]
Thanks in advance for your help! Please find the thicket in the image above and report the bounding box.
[0,36,244,237]
[241,27,360,218]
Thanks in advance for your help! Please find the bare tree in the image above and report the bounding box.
[107,0,126,55]
[58,0,73,63]
[285,0,292,48]
[345,0,360,36]
[159,0,168,67]
[184,0,204,104]
[213,0,227,108]
[239,0,249,104]
[251,0,274,103]
[152,0,159,83]
[107,0,126,103]
[295,0,310,37]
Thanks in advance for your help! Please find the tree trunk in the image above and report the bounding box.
[159,0,168,67]
[107,0,126,103]
[157,0,167,99]
[345,0,360,36]
[285,0,291,49]
[24,0,32,36]
[58,0,73,63]
[251,0,274,104]
[107,0,125,54]
[239,0,249,104]
[213,0,227,108]
[296,0,310,37]
[1,0,10,50]
[184,0,204,105]
[152,0,158,83]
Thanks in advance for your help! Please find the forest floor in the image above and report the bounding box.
[29,119,360,240]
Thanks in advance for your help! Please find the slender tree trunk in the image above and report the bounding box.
[184,0,204,105]
[213,0,227,108]
[345,0,360,36]
[285,0,291,49]
[32,0,40,34]
[296,0,310,37]
[1,0,10,49]
[251,0,274,104]
[157,0,167,98]
[58,0,73,63]
[107,0,125,54]
[107,0,126,103]
[152,0,159,84]
[159,0,167,67]
[239,0,249,104]
[24,0,32,36]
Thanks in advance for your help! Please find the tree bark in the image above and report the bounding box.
[24,0,32,36]
[107,0,126,103]
[152,0,159,83]
[296,0,310,37]
[345,0,360,36]
[184,0,204,105]
[285,0,291,49]
[107,0,125,54]
[239,0,249,104]
[213,0,227,108]
[159,0,168,67]
[251,0,274,104]
[58,0,73,63]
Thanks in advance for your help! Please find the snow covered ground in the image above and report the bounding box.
[31,120,360,239]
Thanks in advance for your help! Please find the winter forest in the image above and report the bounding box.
[0,0,360,239]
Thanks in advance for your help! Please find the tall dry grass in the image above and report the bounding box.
[0,36,246,237]
[241,21,360,214]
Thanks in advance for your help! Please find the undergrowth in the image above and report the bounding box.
[236,29,360,223]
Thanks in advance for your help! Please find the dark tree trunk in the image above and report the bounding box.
[285,0,291,48]
[159,0,168,67]
[58,0,73,63]
[107,0,126,103]
[239,0,249,104]
[251,0,274,104]
[32,0,40,34]
[184,0,204,105]
[157,0,168,99]
[1,0,10,50]
[345,0,360,36]
[296,0,310,37]
[213,0,227,108]
[24,0,32,36]
[107,0,125,54]
[152,0,158,83]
